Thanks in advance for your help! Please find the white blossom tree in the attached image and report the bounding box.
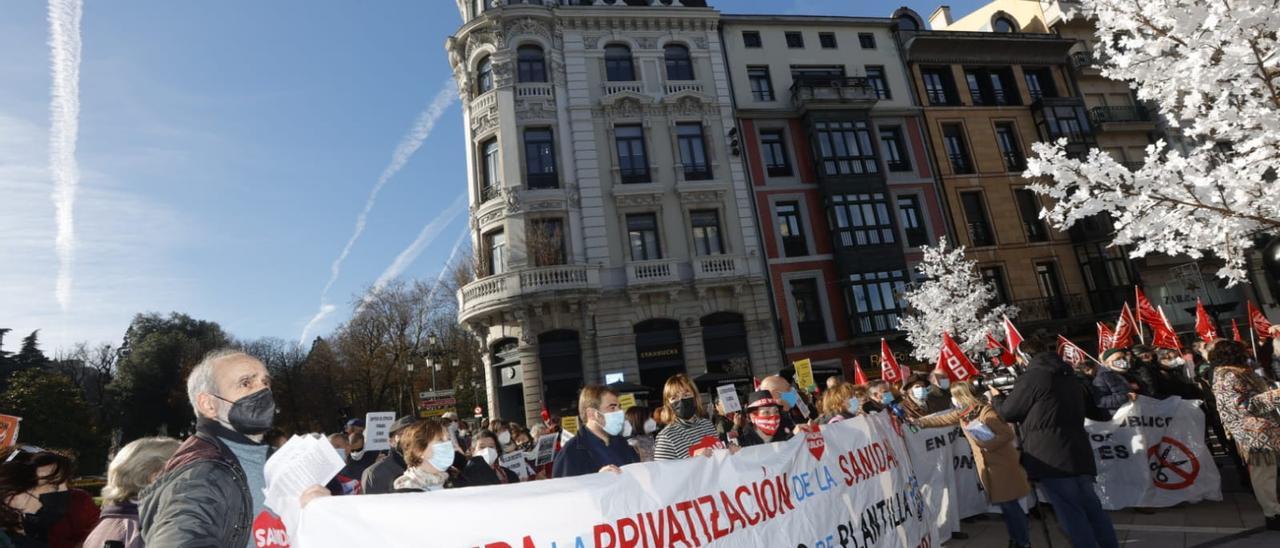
[898,237,1018,361]
[1026,0,1280,284]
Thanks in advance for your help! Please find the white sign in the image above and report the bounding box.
[499,452,532,481]
[533,433,558,467]
[417,389,455,400]
[296,414,934,548]
[363,412,396,452]
[716,384,742,414]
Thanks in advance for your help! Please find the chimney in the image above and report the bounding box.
[928,5,953,30]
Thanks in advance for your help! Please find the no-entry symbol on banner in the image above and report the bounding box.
[1147,436,1199,490]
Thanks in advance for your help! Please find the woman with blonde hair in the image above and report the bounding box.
[84,437,181,548]
[653,374,720,460]
[818,382,861,424]
[912,381,1031,548]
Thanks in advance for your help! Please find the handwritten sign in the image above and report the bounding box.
[793,358,816,392]
[363,412,395,452]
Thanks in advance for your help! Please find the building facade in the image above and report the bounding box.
[447,0,780,424]
[719,15,949,377]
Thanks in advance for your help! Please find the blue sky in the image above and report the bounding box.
[0,0,982,352]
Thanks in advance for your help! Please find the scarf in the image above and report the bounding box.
[393,466,448,492]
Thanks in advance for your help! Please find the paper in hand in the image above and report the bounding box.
[264,434,345,538]
[962,420,996,442]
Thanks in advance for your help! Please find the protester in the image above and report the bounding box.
[0,453,38,547]
[1209,340,1280,530]
[927,370,956,410]
[361,416,417,494]
[914,382,1031,548]
[1154,347,1202,399]
[624,406,655,462]
[456,419,473,452]
[1,450,98,548]
[393,419,457,492]
[817,382,859,424]
[991,332,1118,548]
[654,375,722,460]
[738,391,793,447]
[491,420,515,454]
[345,418,365,437]
[1128,344,1162,396]
[141,349,328,547]
[825,375,843,390]
[901,374,941,419]
[1095,348,1136,416]
[460,430,518,486]
[84,437,181,548]
[864,380,890,413]
[553,385,639,477]
[344,433,378,480]
[760,375,809,432]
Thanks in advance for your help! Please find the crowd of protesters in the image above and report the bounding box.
[2,327,1280,548]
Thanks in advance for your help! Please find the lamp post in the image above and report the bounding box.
[420,332,460,394]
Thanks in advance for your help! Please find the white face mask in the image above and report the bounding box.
[622,420,634,438]
[498,431,511,445]
[643,418,657,434]
[476,447,498,466]
[335,447,348,461]
[1110,359,1130,371]
[911,386,929,402]
[350,449,365,460]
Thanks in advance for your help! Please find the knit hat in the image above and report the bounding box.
[1101,348,1128,362]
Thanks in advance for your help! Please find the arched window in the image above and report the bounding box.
[517,45,547,83]
[993,17,1016,33]
[604,44,635,82]
[664,44,694,81]
[476,55,494,94]
[895,15,920,31]
[634,319,685,392]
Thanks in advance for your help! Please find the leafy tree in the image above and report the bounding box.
[15,330,49,369]
[0,369,106,474]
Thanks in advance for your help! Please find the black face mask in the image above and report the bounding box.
[673,397,697,421]
[215,388,276,435]
[518,441,534,452]
[23,491,71,536]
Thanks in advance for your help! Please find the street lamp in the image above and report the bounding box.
[420,332,457,393]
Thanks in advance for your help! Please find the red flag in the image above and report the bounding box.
[1135,287,1162,327]
[752,377,761,390]
[1248,301,1273,340]
[879,339,904,384]
[986,333,1016,367]
[936,332,980,382]
[1231,319,1243,342]
[1194,298,1218,344]
[1114,303,1137,348]
[1057,335,1088,366]
[539,402,550,426]
[1097,322,1115,355]
[852,359,869,385]
[1151,307,1183,351]
[1003,316,1023,353]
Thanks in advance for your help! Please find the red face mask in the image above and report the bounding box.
[752,414,780,437]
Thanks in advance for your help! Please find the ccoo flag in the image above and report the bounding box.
[936,332,980,382]
[1194,298,1218,344]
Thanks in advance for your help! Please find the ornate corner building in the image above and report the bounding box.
[447,0,780,424]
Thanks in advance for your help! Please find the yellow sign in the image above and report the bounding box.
[561,415,579,434]
[618,394,637,410]
[794,358,816,392]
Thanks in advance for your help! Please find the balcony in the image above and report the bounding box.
[693,255,748,282]
[457,265,601,323]
[1041,0,1082,26]
[1012,293,1091,323]
[1089,106,1155,130]
[626,259,680,287]
[515,82,554,99]
[601,82,643,96]
[665,82,703,95]
[790,77,878,110]
[471,90,496,113]
[1069,51,1096,69]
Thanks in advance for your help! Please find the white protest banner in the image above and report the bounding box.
[717,384,742,414]
[1085,396,1221,509]
[533,433,558,467]
[500,452,532,481]
[904,423,963,543]
[297,413,936,548]
[363,412,396,452]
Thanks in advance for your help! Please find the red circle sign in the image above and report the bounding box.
[1146,436,1199,490]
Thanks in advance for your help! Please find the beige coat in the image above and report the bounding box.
[916,404,1031,503]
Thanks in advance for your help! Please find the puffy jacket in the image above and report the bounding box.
[1092,368,1132,415]
[360,449,407,495]
[458,456,518,487]
[83,501,141,548]
[139,420,257,548]
[994,352,1111,480]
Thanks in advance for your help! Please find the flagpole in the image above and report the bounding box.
[1248,319,1259,360]
[1135,286,1146,345]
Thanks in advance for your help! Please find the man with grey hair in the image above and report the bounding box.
[140,349,328,547]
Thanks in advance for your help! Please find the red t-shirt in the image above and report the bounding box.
[48,488,100,548]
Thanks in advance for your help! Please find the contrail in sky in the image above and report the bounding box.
[355,196,466,315]
[299,79,458,344]
[48,0,84,311]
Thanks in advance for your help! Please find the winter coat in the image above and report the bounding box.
[1129,362,1162,397]
[994,352,1112,480]
[737,425,793,448]
[83,501,141,548]
[552,428,639,477]
[1092,368,1132,415]
[459,456,518,487]
[139,420,258,548]
[916,405,1031,503]
[1154,368,1202,400]
[48,489,99,548]
[360,449,407,495]
[1211,365,1280,454]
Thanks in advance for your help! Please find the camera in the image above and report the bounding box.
[978,348,1020,393]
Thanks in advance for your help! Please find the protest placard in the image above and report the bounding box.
[363,412,395,452]
[560,415,578,434]
[0,415,20,449]
[716,384,741,414]
[618,393,636,410]
[499,452,532,480]
[533,433,558,466]
[793,358,816,392]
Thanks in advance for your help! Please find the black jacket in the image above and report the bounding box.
[139,419,259,548]
[1154,368,1203,400]
[459,456,518,487]
[360,449,407,495]
[994,353,1111,480]
[552,428,638,478]
[737,425,793,448]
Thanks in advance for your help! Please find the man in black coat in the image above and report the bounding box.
[991,333,1119,548]
[361,416,418,494]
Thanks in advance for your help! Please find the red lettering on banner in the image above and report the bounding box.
[618,517,640,548]
[674,500,700,546]
[665,506,689,547]
[735,485,760,525]
[593,523,615,548]
[644,510,665,547]
[775,474,795,514]
[760,478,776,519]
[693,495,715,541]
[483,544,511,548]
[721,491,746,533]
[707,493,730,540]
[837,439,901,487]
[524,538,537,548]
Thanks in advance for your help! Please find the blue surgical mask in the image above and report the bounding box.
[911,386,929,401]
[937,378,951,390]
[603,410,625,436]
[780,390,799,407]
[427,440,454,472]
[880,392,894,405]
[847,397,860,414]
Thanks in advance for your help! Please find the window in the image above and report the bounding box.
[920,67,957,105]
[481,138,500,199]
[785,32,804,48]
[528,218,565,266]
[865,66,890,99]
[677,123,712,181]
[690,210,723,256]
[476,56,494,94]
[993,17,1016,33]
[847,270,907,335]
[517,45,546,83]
[747,66,775,102]
[815,121,878,175]
[980,266,1011,304]
[858,33,876,49]
[878,126,910,172]
[605,45,636,82]
[897,195,929,247]
[776,202,808,257]
[1039,104,1092,142]
[790,279,828,345]
[896,15,919,31]
[960,192,995,247]
[664,45,694,81]
[964,67,1019,106]
[819,32,837,49]
[760,129,792,177]
[1015,188,1049,242]
[1034,262,1067,318]
[790,65,846,80]
[484,229,506,276]
[994,122,1025,171]
[742,31,762,48]
[832,193,895,247]
[627,213,661,261]
[941,123,973,174]
[615,125,649,184]
[1023,67,1057,100]
[523,128,557,189]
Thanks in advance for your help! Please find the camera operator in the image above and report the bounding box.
[989,332,1119,548]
